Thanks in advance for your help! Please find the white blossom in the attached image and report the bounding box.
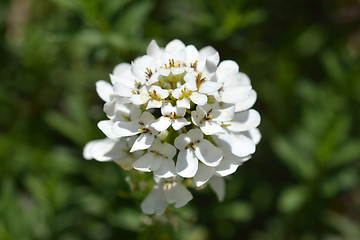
[174,129,223,178]
[214,60,252,104]
[191,103,235,135]
[133,138,177,178]
[151,102,190,131]
[83,136,142,170]
[141,176,193,216]
[84,39,261,215]
[208,176,226,202]
[112,111,158,152]
[171,83,207,109]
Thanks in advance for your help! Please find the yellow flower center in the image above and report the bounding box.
[178,87,192,100]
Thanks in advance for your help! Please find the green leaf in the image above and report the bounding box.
[273,136,316,180]
[278,185,308,213]
[326,140,360,169]
[214,201,254,222]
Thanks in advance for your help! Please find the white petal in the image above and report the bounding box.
[139,111,156,126]
[160,102,175,115]
[109,74,134,88]
[151,116,172,131]
[148,137,162,151]
[132,152,154,172]
[148,85,169,99]
[174,49,186,62]
[191,109,205,126]
[215,159,241,177]
[184,76,197,91]
[228,72,251,87]
[154,159,176,178]
[97,120,118,139]
[103,99,116,119]
[164,182,193,208]
[172,118,190,130]
[83,138,116,162]
[246,128,261,145]
[235,90,257,112]
[171,67,185,75]
[113,63,131,77]
[159,142,177,158]
[194,139,222,167]
[226,109,261,132]
[146,100,162,109]
[174,133,190,150]
[204,59,218,73]
[149,75,161,86]
[103,97,128,119]
[128,105,142,121]
[177,98,190,109]
[209,177,225,202]
[130,92,150,105]
[158,68,171,76]
[83,141,95,160]
[185,45,199,64]
[165,39,185,54]
[141,185,168,215]
[114,155,134,170]
[103,99,134,121]
[187,128,204,142]
[199,46,220,65]
[133,152,162,172]
[184,71,196,82]
[112,121,141,137]
[113,82,133,97]
[96,80,113,102]
[215,132,255,157]
[130,133,154,152]
[146,40,161,57]
[220,86,252,104]
[222,147,251,165]
[218,60,239,74]
[211,105,235,122]
[176,149,198,178]
[199,81,222,94]
[131,55,154,82]
[174,129,203,149]
[190,92,207,105]
[171,87,181,99]
[193,164,215,187]
[200,121,226,135]
[175,107,186,117]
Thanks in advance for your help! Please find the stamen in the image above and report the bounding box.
[200,109,213,124]
[166,111,177,120]
[145,68,153,80]
[190,61,198,71]
[149,89,162,101]
[190,141,197,150]
[121,113,130,121]
[196,73,206,89]
[178,87,192,100]
[164,59,182,69]
[138,127,150,134]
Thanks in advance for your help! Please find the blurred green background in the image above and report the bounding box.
[1,0,360,239]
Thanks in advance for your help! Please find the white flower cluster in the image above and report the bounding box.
[84,39,261,216]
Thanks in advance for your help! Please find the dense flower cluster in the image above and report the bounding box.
[84,39,261,215]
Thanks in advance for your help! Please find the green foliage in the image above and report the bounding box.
[1,0,360,239]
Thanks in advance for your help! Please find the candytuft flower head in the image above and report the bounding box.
[84,39,261,215]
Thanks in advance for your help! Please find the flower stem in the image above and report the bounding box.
[181,127,188,133]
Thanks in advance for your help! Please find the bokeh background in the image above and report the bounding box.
[1,0,360,239]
